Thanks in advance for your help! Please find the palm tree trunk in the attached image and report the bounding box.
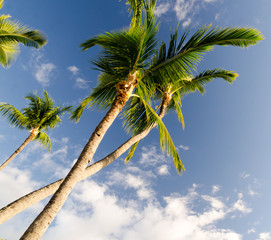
[20,74,137,240]
[0,95,170,224]
[0,129,38,171]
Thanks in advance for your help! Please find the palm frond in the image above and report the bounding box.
[131,94,185,173]
[122,80,156,135]
[0,103,29,129]
[178,68,239,96]
[0,17,47,67]
[125,141,139,163]
[71,73,119,122]
[34,132,51,151]
[144,26,263,82]
[172,97,185,129]
[0,0,4,9]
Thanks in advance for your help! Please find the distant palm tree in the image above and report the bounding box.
[0,0,47,67]
[0,91,71,171]
[21,0,264,238]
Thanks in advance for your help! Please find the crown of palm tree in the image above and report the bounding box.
[0,91,72,150]
[0,0,47,67]
[72,0,263,173]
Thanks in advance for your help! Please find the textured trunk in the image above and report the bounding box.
[0,94,170,224]
[0,129,38,171]
[20,74,137,240]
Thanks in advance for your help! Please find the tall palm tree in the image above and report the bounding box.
[21,1,263,238]
[0,0,47,67]
[0,91,72,171]
[0,67,239,224]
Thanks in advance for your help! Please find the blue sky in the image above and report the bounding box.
[0,0,270,239]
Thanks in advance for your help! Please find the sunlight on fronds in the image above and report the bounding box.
[125,141,139,163]
[131,94,185,173]
[34,132,51,151]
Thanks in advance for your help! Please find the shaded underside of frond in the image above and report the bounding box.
[0,103,29,129]
[0,17,47,66]
[34,132,51,151]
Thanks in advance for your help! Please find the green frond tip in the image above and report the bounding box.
[0,0,4,9]
[34,132,51,151]
[125,141,139,164]
[131,94,185,173]
[70,95,94,123]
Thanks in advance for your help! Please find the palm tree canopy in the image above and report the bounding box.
[0,1,47,67]
[0,91,72,150]
[72,1,263,173]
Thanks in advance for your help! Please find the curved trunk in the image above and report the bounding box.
[0,95,170,224]
[0,129,38,171]
[20,74,137,240]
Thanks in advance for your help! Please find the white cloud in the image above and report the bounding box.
[212,185,221,194]
[179,144,190,151]
[155,2,171,17]
[248,228,256,234]
[35,63,56,86]
[44,182,245,240]
[31,51,56,87]
[231,194,252,214]
[174,0,198,22]
[241,172,250,179]
[182,18,192,28]
[157,164,170,175]
[257,232,271,240]
[75,77,89,89]
[139,146,166,166]
[67,65,79,75]
[0,167,39,206]
[174,0,222,27]
[0,170,254,240]
[203,0,218,2]
[0,145,258,240]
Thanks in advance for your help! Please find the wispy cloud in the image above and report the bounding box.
[257,232,271,240]
[157,164,170,175]
[75,77,89,89]
[241,171,250,179]
[212,185,221,194]
[154,0,223,27]
[155,2,171,17]
[179,144,190,151]
[67,65,79,75]
[67,65,90,89]
[31,51,56,87]
[0,144,260,240]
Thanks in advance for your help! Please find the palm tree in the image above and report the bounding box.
[0,67,239,224]
[21,1,263,238]
[0,91,72,171]
[0,0,47,67]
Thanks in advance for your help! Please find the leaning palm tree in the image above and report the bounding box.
[0,91,72,171]
[0,0,47,67]
[0,67,239,224]
[21,1,263,239]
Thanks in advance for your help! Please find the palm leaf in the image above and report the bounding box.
[131,94,185,173]
[0,17,47,67]
[34,132,51,151]
[143,26,264,82]
[0,103,29,129]
[124,141,139,163]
